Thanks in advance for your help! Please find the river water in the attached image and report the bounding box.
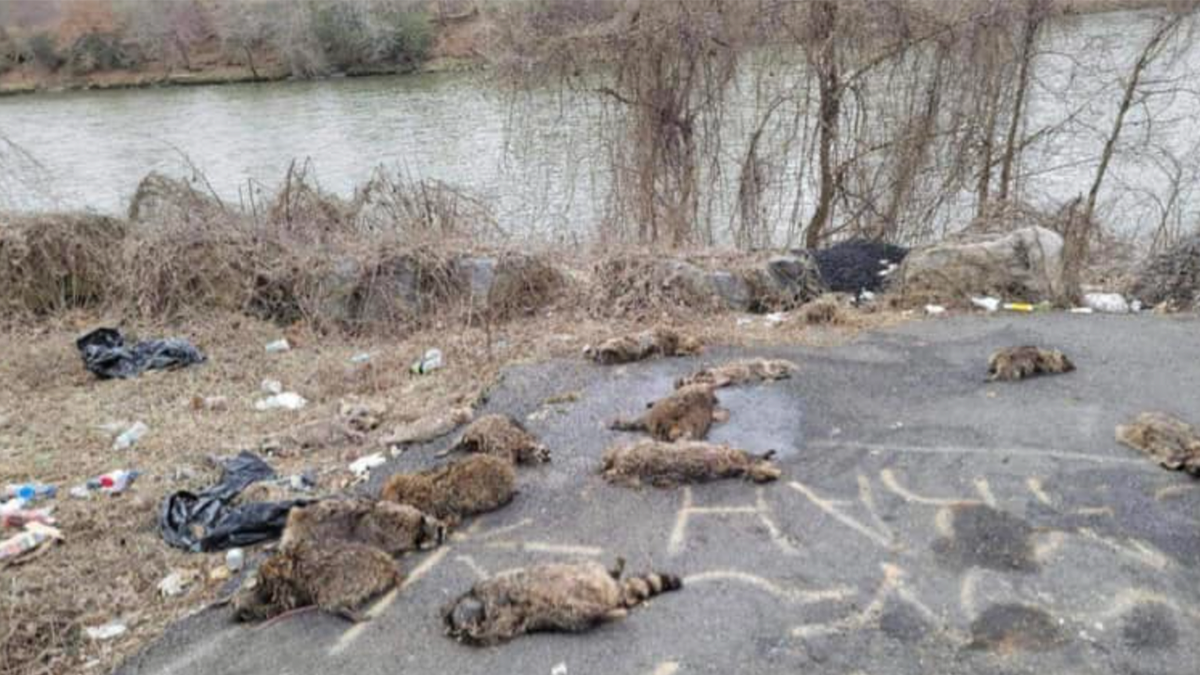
[0,9,1195,244]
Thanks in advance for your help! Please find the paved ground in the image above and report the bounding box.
[120,313,1200,675]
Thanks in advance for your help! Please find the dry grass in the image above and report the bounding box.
[0,297,908,675]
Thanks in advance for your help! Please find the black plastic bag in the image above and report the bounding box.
[808,240,909,294]
[159,451,309,552]
[77,327,206,380]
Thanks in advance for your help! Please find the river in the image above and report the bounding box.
[1,9,1195,244]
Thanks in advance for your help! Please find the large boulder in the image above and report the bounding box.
[898,226,1066,306]
[1128,234,1200,312]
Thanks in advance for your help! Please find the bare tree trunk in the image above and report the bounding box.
[998,0,1047,202]
[244,46,259,79]
[1067,11,1188,298]
[805,0,839,249]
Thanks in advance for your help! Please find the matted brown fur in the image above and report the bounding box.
[986,346,1075,382]
[451,414,550,464]
[611,384,721,441]
[1116,412,1200,475]
[584,327,702,365]
[601,440,782,487]
[675,358,798,389]
[280,499,447,558]
[443,560,682,645]
[232,542,401,622]
[380,454,517,523]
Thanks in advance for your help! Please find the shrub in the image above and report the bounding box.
[25,32,63,71]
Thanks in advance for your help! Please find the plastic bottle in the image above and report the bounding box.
[3,483,57,502]
[410,348,444,375]
[87,470,141,494]
[113,422,149,450]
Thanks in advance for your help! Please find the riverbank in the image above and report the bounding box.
[0,0,1177,99]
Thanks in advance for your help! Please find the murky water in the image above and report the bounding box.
[0,9,1195,242]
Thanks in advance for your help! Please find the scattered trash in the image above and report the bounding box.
[191,395,229,411]
[1083,292,1130,314]
[112,422,149,451]
[210,566,232,582]
[349,453,386,479]
[0,521,62,561]
[1069,307,1095,314]
[261,379,283,395]
[0,506,55,529]
[350,352,373,364]
[264,339,291,354]
[970,296,1000,312]
[411,348,444,375]
[735,317,754,327]
[157,569,197,598]
[1002,301,1051,313]
[765,312,787,326]
[160,451,309,552]
[924,304,946,315]
[3,482,56,502]
[255,392,307,412]
[77,327,205,380]
[76,469,141,497]
[226,547,245,572]
[85,621,127,641]
[551,663,568,675]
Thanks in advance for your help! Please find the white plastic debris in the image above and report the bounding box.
[411,348,444,375]
[1070,307,1095,314]
[970,296,1000,312]
[265,339,291,354]
[255,392,307,411]
[86,621,127,641]
[112,422,149,451]
[350,352,373,364]
[157,570,195,598]
[765,312,787,326]
[924,304,946,315]
[735,317,753,327]
[261,379,283,395]
[349,453,386,478]
[226,548,245,572]
[551,664,568,675]
[1083,292,1130,314]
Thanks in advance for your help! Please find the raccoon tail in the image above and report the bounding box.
[610,416,647,432]
[621,571,683,608]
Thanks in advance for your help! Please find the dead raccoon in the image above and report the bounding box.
[584,328,702,365]
[446,414,550,465]
[611,384,723,441]
[1116,412,1200,475]
[986,346,1075,382]
[380,454,517,523]
[601,439,782,487]
[443,559,682,645]
[232,541,401,622]
[382,407,474,450]
[280,499,447,557]
[675,358,798,389]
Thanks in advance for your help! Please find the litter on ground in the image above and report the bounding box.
[77,327,205,380]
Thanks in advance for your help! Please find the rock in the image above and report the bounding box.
[742,253,826,311]
[706,270,753,311]
[1128,234,1200,312]
[357,254,424,326]
[310,257,362,328]
[128,172,225,226]
[899,227,1065,306]
[457,256,498,308]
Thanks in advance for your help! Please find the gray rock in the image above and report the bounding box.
[357,254,424,326]
[899,226,1065,305]
[706,270,753,311]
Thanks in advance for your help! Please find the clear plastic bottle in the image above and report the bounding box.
[86,470,141,494]
[2,483,57,502]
